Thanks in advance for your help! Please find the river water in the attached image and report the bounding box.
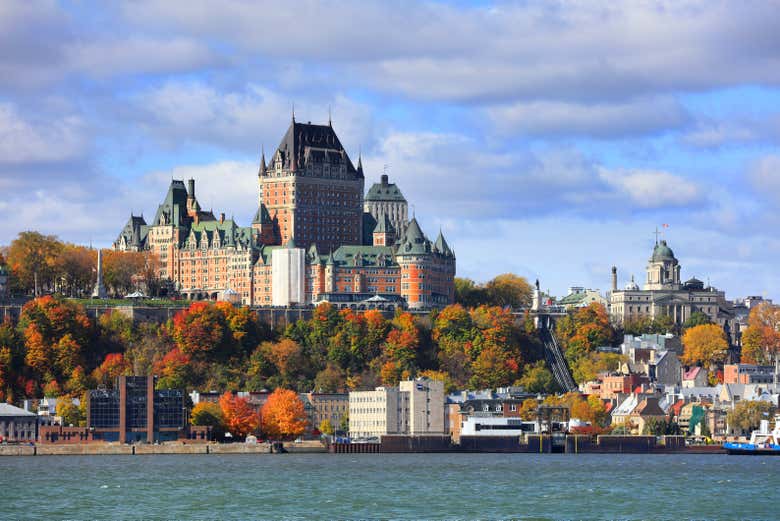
[1,453,776,520]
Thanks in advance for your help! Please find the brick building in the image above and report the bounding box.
[114,118,455,309]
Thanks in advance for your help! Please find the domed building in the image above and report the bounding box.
[609,239,733,330]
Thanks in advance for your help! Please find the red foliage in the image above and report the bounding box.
[219,392,261,438]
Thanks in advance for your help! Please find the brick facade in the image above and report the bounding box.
[114,119,455,309]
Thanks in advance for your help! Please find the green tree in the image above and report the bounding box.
[683,311,712,330]
[727,400,776,435]
[191,401,226,438]
[518,361,557,394]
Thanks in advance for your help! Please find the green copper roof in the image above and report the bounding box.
[373,213,394,234]
[651,240,676,262]
[332,245,396,267]
[397,217,431,255]
[365,175,406,202]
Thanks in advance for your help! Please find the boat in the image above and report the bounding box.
[724,418,780,455]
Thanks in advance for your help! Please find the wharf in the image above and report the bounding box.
[0,440,327,456]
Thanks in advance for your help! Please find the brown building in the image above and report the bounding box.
[300,392,349,434]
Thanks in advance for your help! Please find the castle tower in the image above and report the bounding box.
[364,174,408,238]
[259,119,364,252]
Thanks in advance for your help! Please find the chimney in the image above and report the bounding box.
[220,213,225,224]
[381,174,389,185]
[187,178,195,198]
[611,266,617,292]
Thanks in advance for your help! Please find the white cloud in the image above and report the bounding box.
[488,97,688,138]
[0,103,87,164]
[749,154,780,204]
[599,169,703,209]
[67,37,218,78]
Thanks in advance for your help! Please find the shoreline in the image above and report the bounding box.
[0,442,726,456]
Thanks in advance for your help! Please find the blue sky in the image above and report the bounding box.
[2,1,780,301]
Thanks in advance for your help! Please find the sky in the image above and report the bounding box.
[2,0,780,300]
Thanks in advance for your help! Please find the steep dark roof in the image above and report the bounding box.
[434,230,453,257]
[252,204,272,225]
[116,214,148,249]
[271,120,360,177]
[362,212,377,245]
[153,180,190,228]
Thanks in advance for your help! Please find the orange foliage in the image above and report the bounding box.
[260,388,307,440]
[219,392,261,438]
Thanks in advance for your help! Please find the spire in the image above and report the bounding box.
[357,151,363,175]
[328,105,332,127]
[434,229,453,256]
[326,250,335,266]
[258,146,266,176]
[292,102,295,123]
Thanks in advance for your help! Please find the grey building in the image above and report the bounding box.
[0,403,38,443]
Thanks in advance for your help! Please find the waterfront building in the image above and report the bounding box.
[348,378,444,439]
[0,403,37,443]
[114,119,455,309]
[609,240,734,331]
[86,376,189,443]
[300,392,349,434]
[459,416,537,437]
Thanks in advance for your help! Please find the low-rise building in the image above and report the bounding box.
[0,403,37,442]
[682,367,708,388]
[300,392,348,434]
[723,364,776,385]
[348,378,444,439]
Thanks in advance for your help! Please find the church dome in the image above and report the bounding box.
[651,240,676,261]
[625,275,639,291]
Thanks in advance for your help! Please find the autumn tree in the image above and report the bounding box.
[191,401,225,439]
[682,324,729,368]
[7,231,63,295]
[173,302,232,361]
[56,244,95,297]
[91,353,130,387]
[318,418,335,436]
[56,398,84,426]
[102,250,147,297]
[484,273,533,309]
[219,392,260,439]
[261,388,308,440]
[556,303,614,365]
[17,296,92,394]
[740,303,780,365]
